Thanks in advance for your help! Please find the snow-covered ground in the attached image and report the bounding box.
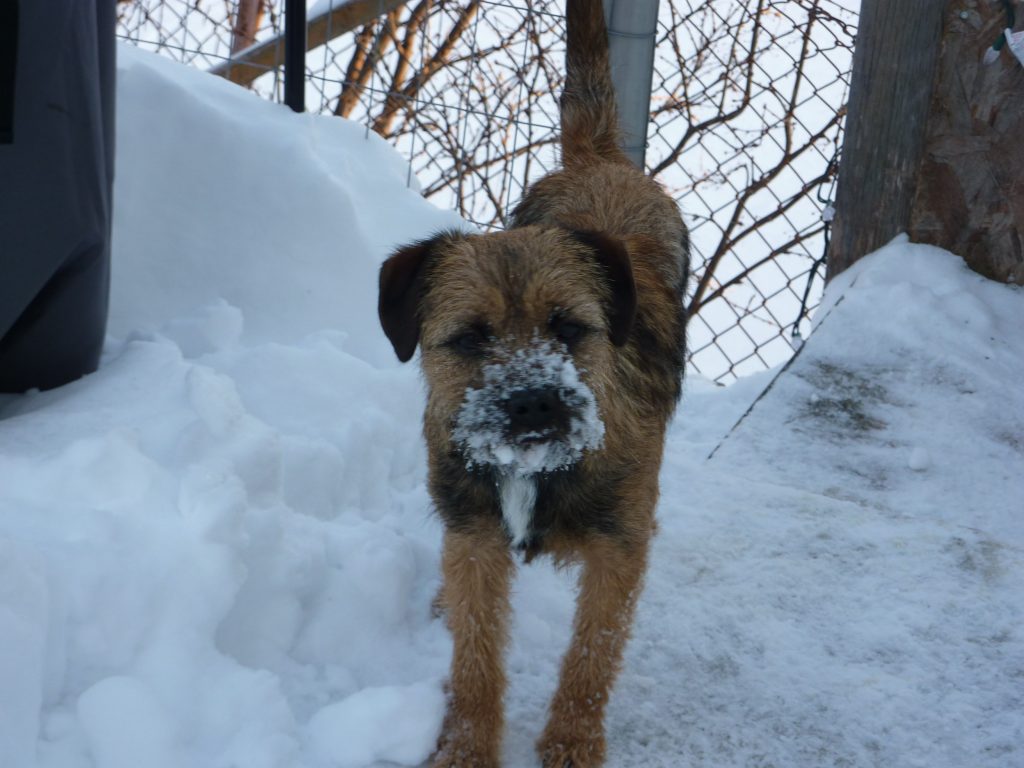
[1,46,1021,768]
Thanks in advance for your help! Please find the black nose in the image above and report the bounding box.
[505,388,562,431]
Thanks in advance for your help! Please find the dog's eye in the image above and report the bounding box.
[552,318,587,346]
[449,330,488,357]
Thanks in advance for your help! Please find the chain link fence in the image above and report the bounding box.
[116,0,857,383]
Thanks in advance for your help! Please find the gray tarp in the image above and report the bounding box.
[0,0,115,392]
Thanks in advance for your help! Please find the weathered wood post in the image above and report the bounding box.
[827,0,946,279]
[828,0,1024,285]
[909,1,1024,284]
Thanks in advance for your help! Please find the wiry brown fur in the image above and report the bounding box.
[377,1,689,765]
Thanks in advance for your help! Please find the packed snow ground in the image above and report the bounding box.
[1,46,1021,768]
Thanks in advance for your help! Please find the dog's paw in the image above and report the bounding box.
[537,730,606,768]
[430,723,500,768]
[430,742,499,768]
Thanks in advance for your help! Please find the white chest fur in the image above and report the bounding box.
[498,473,537,548]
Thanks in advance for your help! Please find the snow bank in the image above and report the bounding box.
[650,236,1024,767]
[0,45,457,768]
[111,44,463,366]
[1,45,1021,768]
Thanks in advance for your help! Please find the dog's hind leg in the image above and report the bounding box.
[433,524,515,768]
[537,535,650,768]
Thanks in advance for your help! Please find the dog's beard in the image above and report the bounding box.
[452,340,605,477]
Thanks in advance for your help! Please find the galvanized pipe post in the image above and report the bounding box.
[602,0,659,170]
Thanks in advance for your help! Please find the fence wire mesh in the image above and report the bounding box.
[116,0,858,383]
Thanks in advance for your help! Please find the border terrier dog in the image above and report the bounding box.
[378,1,688,765]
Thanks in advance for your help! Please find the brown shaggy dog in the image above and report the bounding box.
[378,1,689,765]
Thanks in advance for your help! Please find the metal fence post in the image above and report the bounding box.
[603,0,659,170]
[284,0,306,112]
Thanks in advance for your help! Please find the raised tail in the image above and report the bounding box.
[561,0,627,166]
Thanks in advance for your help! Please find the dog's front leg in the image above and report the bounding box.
[433,524,514,768]
[538,535,649,768]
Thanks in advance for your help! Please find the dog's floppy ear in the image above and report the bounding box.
[569,230,637,346]
[379,234,448,362]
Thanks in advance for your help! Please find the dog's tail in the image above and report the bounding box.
[561,0,626,167]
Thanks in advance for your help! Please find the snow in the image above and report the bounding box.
[1,44,1022,768]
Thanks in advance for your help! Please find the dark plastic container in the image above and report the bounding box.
[0,0,115,392]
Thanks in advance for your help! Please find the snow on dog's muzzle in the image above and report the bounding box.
[452,340,604,475]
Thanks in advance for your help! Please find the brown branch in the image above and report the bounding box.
[230,0,265,56]
[689,109,843,311]
[370,0,432,134]
[371,0,482,137]
[695,225,826,309]
[421,137,559,199]
[335,20,388,118]
[650,0,767,177]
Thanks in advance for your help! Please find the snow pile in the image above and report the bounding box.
[0,46,1021,768]
[109,45,463,364]
[643,238,1024,767]
[0,46,458,768]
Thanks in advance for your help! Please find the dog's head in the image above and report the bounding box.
[378,226,636,475]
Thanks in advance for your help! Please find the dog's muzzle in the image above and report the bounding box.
[452,341,604,475]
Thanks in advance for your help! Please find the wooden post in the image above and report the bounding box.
[829,0,1024,285]
[230,0,265,55]
[826,0,946,280]
[909,1,1024,284]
